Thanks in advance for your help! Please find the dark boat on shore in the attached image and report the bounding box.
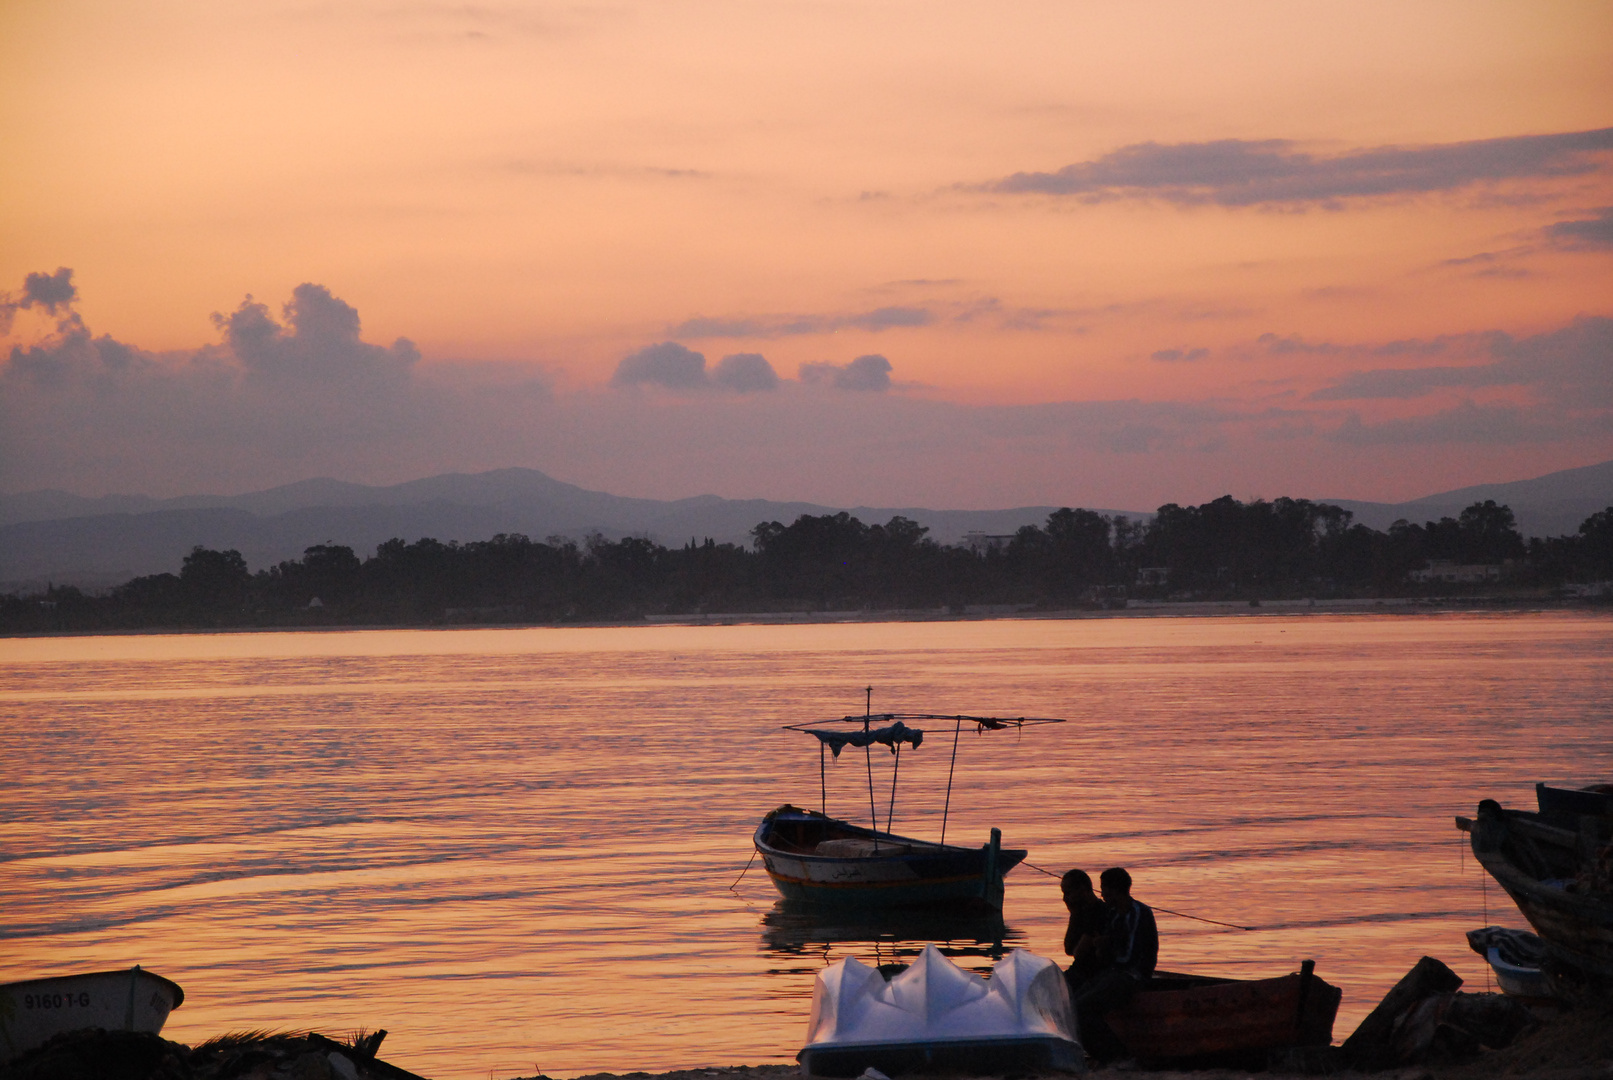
[754,701,1063,912]
[1102,961,1342,1065]
[1456,792,1613,998]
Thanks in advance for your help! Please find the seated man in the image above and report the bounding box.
[1060,868,1109,988]
[1068,866,1159,1062]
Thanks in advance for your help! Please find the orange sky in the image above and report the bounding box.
[1,1,1610,506]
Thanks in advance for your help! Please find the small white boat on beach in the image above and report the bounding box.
[797,943,1082,1076]
[0,966,184,1063]
[1466,926,1555,999]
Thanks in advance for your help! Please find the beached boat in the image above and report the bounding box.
[1466,926,1554,999]
[1101,961,1341,1065]
[0,966,184,1063]
[755,704,1062,911]
[1455,796,1613,997]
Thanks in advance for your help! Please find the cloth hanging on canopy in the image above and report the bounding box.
[804,721,924,758]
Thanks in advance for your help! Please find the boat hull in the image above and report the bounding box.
[1464,800,1613,994]
[755,807,1026,911]
[1103,968,1341,1063]
[0,967,184,1064]
[1472,852,1613,984]
[1486,947,1555,999]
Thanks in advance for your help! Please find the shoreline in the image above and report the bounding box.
[532,997,1612,1080]
[3,594,1608,640]
[6,1000,1610,1080]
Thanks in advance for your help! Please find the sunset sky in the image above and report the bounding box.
[2,1,1610,510]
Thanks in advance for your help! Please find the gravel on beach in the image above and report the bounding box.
[505,1001,1613,1080]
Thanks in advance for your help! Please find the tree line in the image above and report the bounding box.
[5,496,1612,632]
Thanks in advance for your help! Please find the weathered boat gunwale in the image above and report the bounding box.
[1536,782,1613,819]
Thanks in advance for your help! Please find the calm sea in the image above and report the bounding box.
[2,613,1610,1078]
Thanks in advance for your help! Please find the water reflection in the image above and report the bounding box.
[759,899,1025,976]
[4,616,1610,1079]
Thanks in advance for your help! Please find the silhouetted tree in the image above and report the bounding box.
[180,547,250,612]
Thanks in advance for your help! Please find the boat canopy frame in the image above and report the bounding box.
[784,693,1065,846]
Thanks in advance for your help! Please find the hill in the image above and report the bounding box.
[4,459,1609,591]
[1321,458,1613,537]
[0,469,1103,589]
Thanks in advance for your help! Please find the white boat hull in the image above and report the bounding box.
[0,967,184,1063]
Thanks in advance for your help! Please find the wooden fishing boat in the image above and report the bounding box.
[0,966,184,1063]
[1455,796,1613,996]
[1102,961,1341,1064]
[755,702,1062,912]
[756,806,1025,911]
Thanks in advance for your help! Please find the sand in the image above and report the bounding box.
[505,1001,1613,1080]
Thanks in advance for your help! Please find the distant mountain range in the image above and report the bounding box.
[0,470,1108,590]
[1318,457,1613,537]
[3,459,1610,591]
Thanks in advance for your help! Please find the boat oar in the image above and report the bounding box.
[1021,860,1257,931]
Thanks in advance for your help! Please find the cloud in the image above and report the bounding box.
[1545,206,1613,249]
[799,353,893,391]
[502,158,710,181]
[671,306,932,339]
[712,352,779,392]
[610,341,781,392]
[611,341,710,390]
[212,283,418,390]
[1257,333,1348,356]
[4,271,1609,508]
[20,268,77,312]
[1151,347,1209,362]
[1327,402,1609,446]
[1308,317,1613,407]
[0,267,80,335]
[981,127,1613,207]
[0,274,540,496]
[1256,331,1466,360]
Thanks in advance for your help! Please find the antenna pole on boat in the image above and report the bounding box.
[887,741,901,833]
[864,686,880,846]
[819,741,827,815]
[940,716,963,845]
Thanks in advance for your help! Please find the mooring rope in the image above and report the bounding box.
[729,848,758,892]
[1020,859,1256,931]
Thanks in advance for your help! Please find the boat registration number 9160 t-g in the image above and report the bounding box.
[22,992,94,1009]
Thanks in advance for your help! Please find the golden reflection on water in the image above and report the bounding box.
[3,613,1611,1078]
